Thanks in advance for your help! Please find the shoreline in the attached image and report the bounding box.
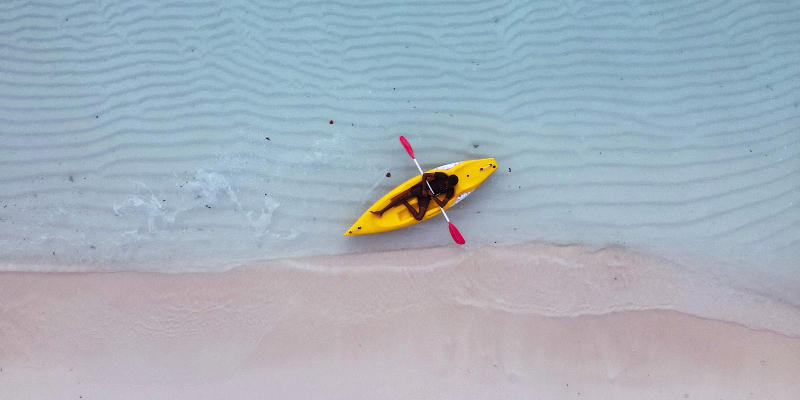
[2,241,799,333]
[2,242,799,399]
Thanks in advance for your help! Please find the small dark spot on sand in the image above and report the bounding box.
[33,193,37,197]
[206,205,211,209]
[386,172,391,177]
[90,245,96,249]
[69,175,74,182]
[508,168,511,172]
[494,18,499,23]
[53,251,56,255]
[95,115,98,118]
[266,137,270,140]
[473,144,479,148]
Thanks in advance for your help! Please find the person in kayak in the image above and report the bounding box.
[371,172,459,220]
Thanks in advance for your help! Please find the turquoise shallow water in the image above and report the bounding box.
[0,0,798,284]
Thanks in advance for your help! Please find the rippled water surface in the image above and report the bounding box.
[0,0,798,277]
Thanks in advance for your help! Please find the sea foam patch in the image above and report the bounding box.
[247,196,281,238]
[113,170,242,236]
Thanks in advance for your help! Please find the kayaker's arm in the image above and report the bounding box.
[420,172,436,196]
[432,193,453,208]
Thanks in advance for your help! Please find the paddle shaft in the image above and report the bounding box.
[399,135,464,244]
[411,158,451,223]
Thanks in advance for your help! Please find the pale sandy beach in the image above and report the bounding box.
[2,243,799,400]
[1,0,800,398]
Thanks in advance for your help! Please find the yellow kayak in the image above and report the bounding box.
[344,158,498,236]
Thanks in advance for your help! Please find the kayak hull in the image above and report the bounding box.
[344,158,497,236]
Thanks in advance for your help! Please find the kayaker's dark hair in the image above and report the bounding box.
[447,174,459,187]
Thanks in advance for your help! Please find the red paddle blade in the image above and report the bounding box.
[448,222,465,245]
[399,136,415,159]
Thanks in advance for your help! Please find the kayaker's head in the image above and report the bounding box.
[446,174,459,188]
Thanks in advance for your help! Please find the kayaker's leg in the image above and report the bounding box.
[371,192,414,217]
[403,197,430,221]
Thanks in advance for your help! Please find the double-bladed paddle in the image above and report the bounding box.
[399,136,465,245]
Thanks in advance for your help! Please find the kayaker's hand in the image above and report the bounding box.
[438,192,455,207]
